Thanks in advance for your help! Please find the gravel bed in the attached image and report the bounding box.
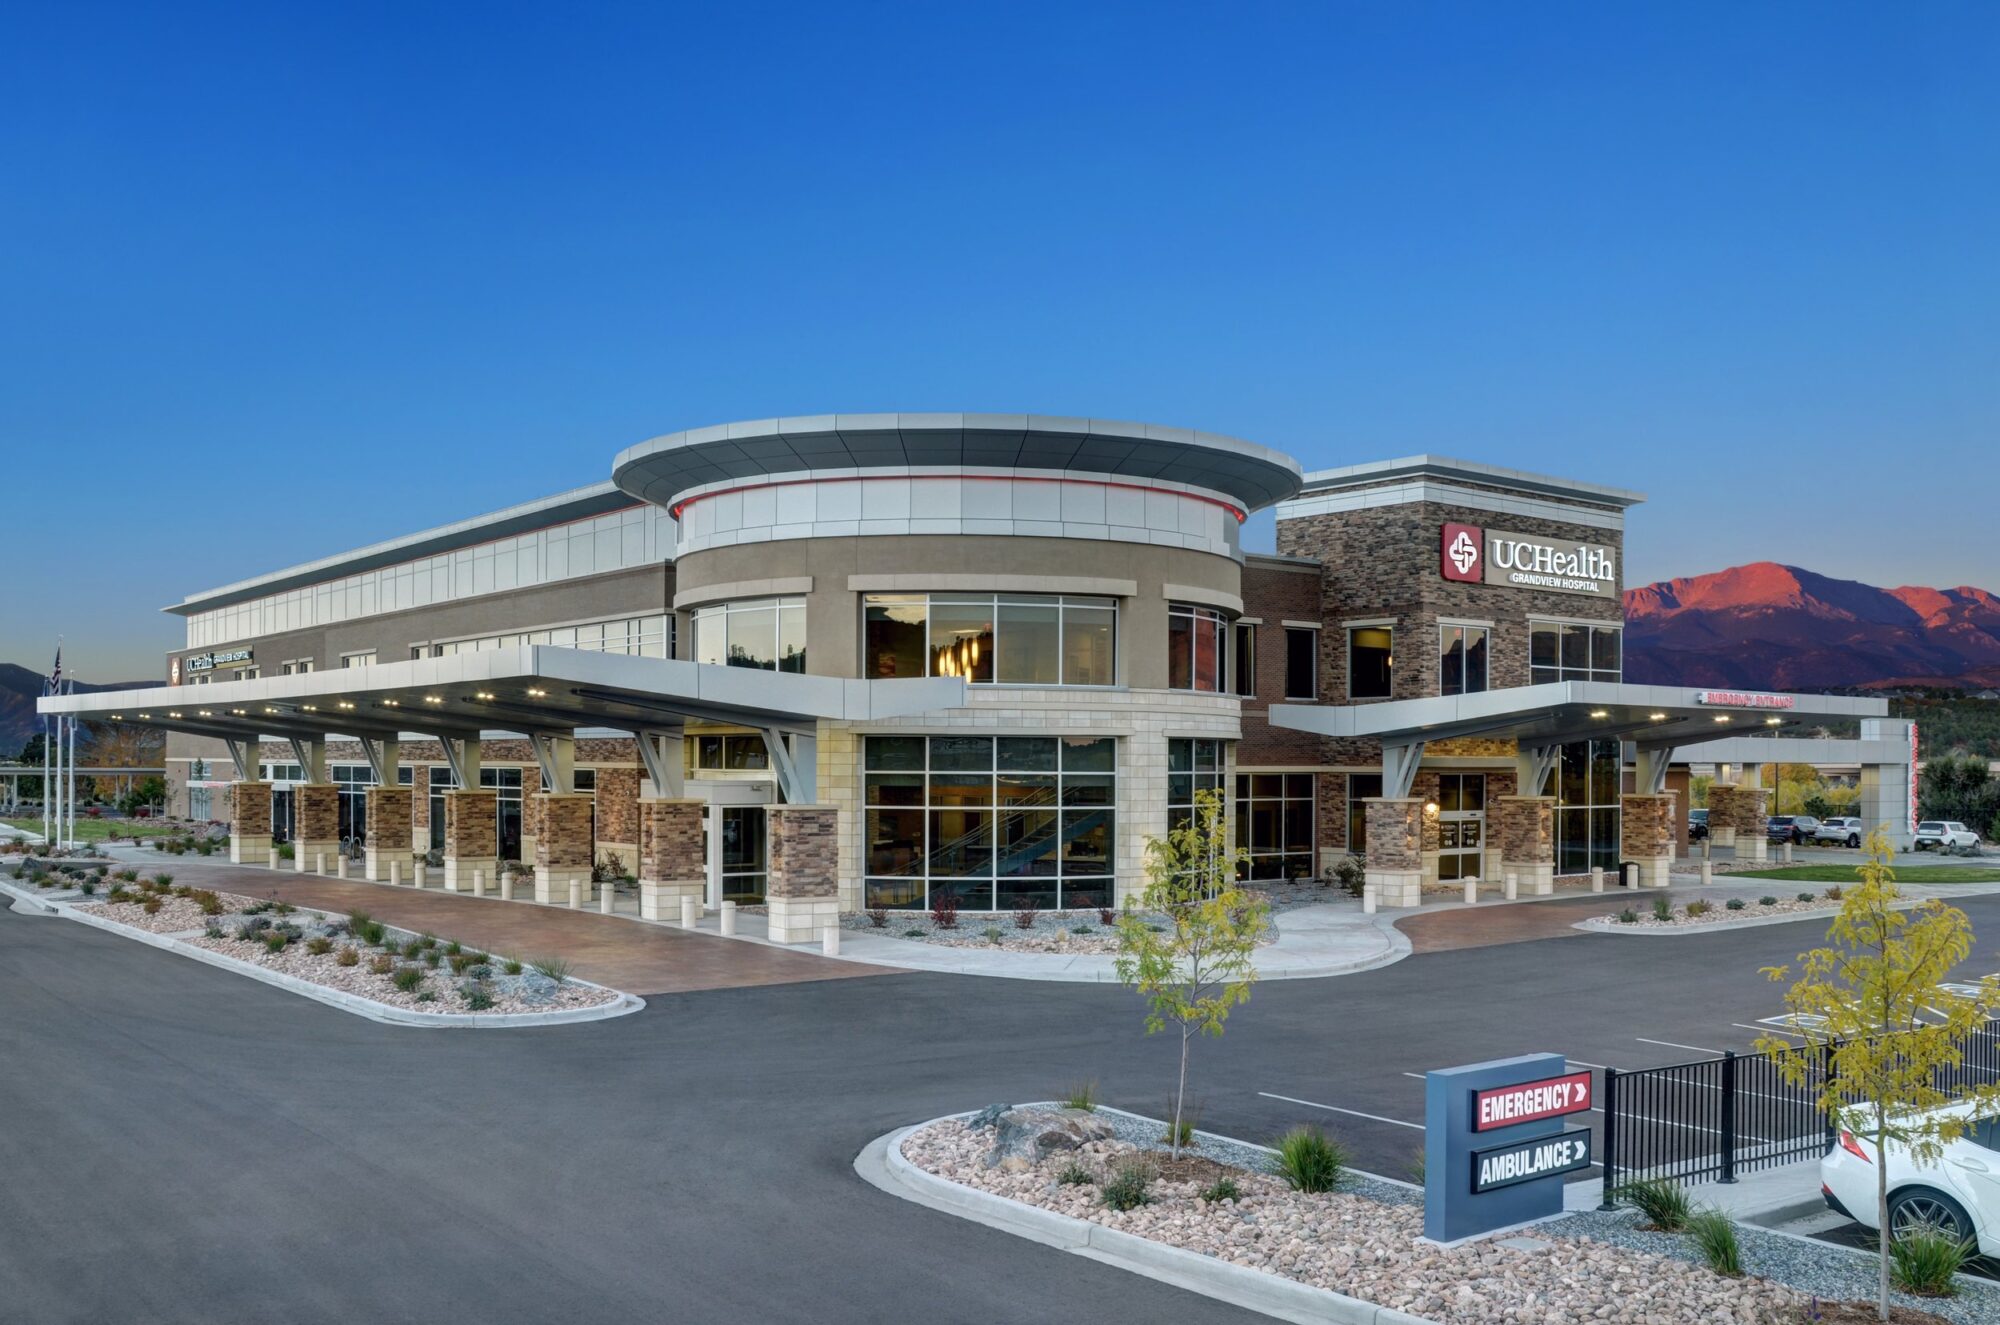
[1090,1105,1421,1203]
[904,1117,1804,1323]
[184,934,617,1015]
[1555,1208,2000,1325]
[843,904,1286,954]
[1581,893,1840,930]
[77,891,264,935]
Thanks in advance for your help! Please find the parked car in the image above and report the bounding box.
[1821,1100,2000,1256]
[1688,808,1708,842]
[1767,815,1819,845]
[1813,817,1865,848]
[1914,821,1982,852]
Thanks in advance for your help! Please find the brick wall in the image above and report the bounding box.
[768,805,838,900]
[228,782,271,836]
[637,799,704,883]
[594,765,640,848]
[1362,799,1422,869]
[1621,794,1673,858]
[295,784,339,842]
[1236,558,1326,766]
[1496,796,1555,865]
[443,790,497,859]
[535,793,595,871]
[365,786,412,850]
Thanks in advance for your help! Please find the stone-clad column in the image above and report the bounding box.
[595,766,642,874]
[228,781,272,865]
[638,798,705,920]
[1621,793,1674,888]
[1363,798,1424,908]
[442,790,497,892]
[1709,783,1769,863]
[294,783,339,873]
[1494,796,1556,895]
[365,786,415,881]
[534,792,595,905]
[767,804,838,943]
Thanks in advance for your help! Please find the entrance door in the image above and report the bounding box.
[1436,773,1486,880]
[691,778,775,906]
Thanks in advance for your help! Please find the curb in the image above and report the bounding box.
[1573,896,1927,938]
[856,1114,1438,1325]
[0,878,645,1029]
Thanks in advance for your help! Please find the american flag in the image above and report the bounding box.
[47,644,62,694]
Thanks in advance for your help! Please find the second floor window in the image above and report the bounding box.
[1284,627,1318,700]
[694,598,806,672]
[1168,602,1229,692]
[863,594,1115,686]
[1530,621,1621,684]
[1440,625,1489,696]
[1348,626,1393,699]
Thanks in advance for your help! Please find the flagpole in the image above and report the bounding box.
[41,706,50,844]
[67,687,78,848]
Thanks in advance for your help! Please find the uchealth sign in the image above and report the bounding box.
[1439,524,1618,599]
[1472,1070,1593,1132]
[1471,1130,1594,1194]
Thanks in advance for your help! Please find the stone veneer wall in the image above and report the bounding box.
[1495,796,1555,864]
[593,765,641,865]
[535,793,595,871]
[1361,799,1422,868]
[443,790,498,860]
[228,783,272,836]
[1235,557,1329,767]
[295,784,339,845]
[365,786,413,851]
[815,688,1242,912]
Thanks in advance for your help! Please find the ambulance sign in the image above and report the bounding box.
[1471,1130,1595,1194]
[1471,1070,1593,1132]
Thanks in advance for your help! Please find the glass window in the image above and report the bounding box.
[862,594,1116,687]
[1441,625,1489,696]
[694,598,807,673]
[1167,738,1226,835]
[1168,602,1229,693]
[1235,770,1314,880]
[1530,620,1622,686]
[1348,627,1392,699]
[1284,628,1318,700]
[863,734,1116,911]
[1347,773,1383,853]
[1233,624,1256,697]
[1552,738,1622,873]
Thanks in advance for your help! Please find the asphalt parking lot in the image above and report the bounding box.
[8,887,2000,1322]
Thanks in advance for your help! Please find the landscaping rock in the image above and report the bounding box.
[982,1105,1116,1168]
[968,1103,1010,1130]
[494,972,560,1005]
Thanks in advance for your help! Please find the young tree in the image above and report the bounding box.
[1757,829,2000,1321]
[1115,788,1269,1158]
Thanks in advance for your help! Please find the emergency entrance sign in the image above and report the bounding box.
[1471,1070,1592,1132]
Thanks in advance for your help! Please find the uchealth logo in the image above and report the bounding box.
[1441,522,1483,582]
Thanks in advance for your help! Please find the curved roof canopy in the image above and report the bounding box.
[612,413,1304,515]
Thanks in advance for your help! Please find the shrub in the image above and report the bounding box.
[1726,898,1746,911]
[347,908,372,931]
[1614,1177,1691,1232]
[929,891,960,930]
[390,966,426,992]
[1274,1125,1344,1193]
[1160,1102,1201,1149]
[196,891,224,915]
[416,990,437,1002]
[1824,884,1843,900]
[336,945,360,966]
[465,951,486,966]
[464,985,496,1012]
[116,869,138,882]
[1098,907,1116,927]
[420,934,439,951]
[1651,895,1673,921]
[1685,1207,1742,1277]
[983,925,1003,945]
[262,931,290,953]
[1617,909,1637,924]
[448,954,471,974]
[865,907,889,928]
[152,873,173,889]
[1889,1225,1972,1297]
[1330,853,1367,897]
[1055,1162,1095,1186]
[1013,908,1037,930]
[422,950,441,968]
[1760,896,1778,907]
[1099,1159,1153,1211]
[1410,1146,1426,1185]
[305,936,333,955]
[402,939,423,958]
[358,921,387,946]
[1198,1176,1242,1203]
[531,955,574,984]
[278,842,295,860]
[203,922,224,939]
[502,956,524,976]
[1798,892,1817,903]
[273,900,295,915]
[141,897,163,915]
[368,954,394,975]
[79,879,96,895]
[903,928,926,938]
[1683,899,1710,917]
[1061,1080,1098,1112]
[444,939,461,956]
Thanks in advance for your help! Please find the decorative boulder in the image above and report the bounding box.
[981,1105,1116,1170]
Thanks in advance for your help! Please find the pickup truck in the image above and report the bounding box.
[1812,817,1864,848]
[1914,821,1982,852]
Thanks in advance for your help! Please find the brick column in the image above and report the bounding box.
[442,790,497,892]
[638,798,705,920]
[1621,793,1674,888]
[1709,783,1769,863]
[1363,798,1424,908]
[595,766,641,874]
[767,804,838,943]
[294,783,339,873]
[365,785,415,881]
[228,781,272,865]
[1416,773,1442,888]
[1494,795,1556,895]
[534,792,595,905]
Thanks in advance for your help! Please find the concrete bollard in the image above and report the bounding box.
[599,883,614,915]
[316,852,326,875]
[568,878,583,909]
[389,860,402,887]
[1700,860,1713,886]
[1463,878,1478,905]
[269,846,281,869]
[1361,884,1376,915]
[471,869,486,898]
[822,925,841,957]
[1783,841,1794,864]
[499,870,513,901]
[336,855,348,879]
[1590,866,1604,894]
[680,895,699,929]
[1504,872,1519,901]
[413,862,427,889]
[719,900,736,936]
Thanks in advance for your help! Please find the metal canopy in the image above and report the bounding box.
[38,647,968,761]
[1270,682,1888,756]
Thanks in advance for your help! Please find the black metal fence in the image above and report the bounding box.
[1600,1024,2000,1201]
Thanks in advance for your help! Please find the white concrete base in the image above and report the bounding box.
[719,900,737,936]
[1420,849,1440,889]
[443,857,496,893]
[497,870,513,901]
[366,848,413,883]
[598,884,614,914]
[536,866,591,906]
[413,862,428,889]
[1589,867,1604,893]
[768,896,838,944]
[228,836,262,865]
[1737,837,1769,863]
[1635,855,1673,889]
[1363,867,1422,909]
[296,840,337,874]
[640,878,704,921]
[1514,862,1555,896]
[1712,826,1737,848]
[1700,860,1714,885]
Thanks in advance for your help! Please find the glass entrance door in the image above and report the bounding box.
[1436,773,1486,880]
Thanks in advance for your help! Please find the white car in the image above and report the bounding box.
[1821,1101,2000,1254]
[1913,821,1981,852]
[1813,817,1865,848]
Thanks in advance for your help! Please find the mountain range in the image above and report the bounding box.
[0,664,157,757]
[1623,563,2000,692]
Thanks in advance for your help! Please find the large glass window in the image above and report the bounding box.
[1542,739,1621,873]
[1236,772,1315,880]
[333,764,374,843]
[1347,773,1384,853]
[1434,772,1485,880]
[719,806,766,904]
[864,734,1115,911]
[1529,621,1622,685]
[1440,624,1489,696]
[1348,626,1393,699]
[1284,628,1318,700]
[479,767,524,861]
[862,594,1115,686]
[1233,624,1256,697]
[693,598,806,672]
[435,615,672,660]
[1168,602,1228,692]
[1168,738,1225,835]
[691,733,769,772]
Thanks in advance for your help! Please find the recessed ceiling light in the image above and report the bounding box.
[1649,712,1667,720]
[1589,709,1609,718]
[1714,715,1731,723]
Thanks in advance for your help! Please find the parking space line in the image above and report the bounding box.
[1257,1092,1424,1131]
[1635,1037,1723,1056]
[1732,1023,1803,1038]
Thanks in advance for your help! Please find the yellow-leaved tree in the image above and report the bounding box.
[1756,828,2000,1320]
[1115,788,1269,1159]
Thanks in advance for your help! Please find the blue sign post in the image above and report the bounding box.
[1424,1052,1594,1243]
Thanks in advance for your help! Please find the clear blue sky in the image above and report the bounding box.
[4,2,1995,682]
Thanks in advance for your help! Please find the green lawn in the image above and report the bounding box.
[1733,864,2000,884]
[1,817,183,843]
